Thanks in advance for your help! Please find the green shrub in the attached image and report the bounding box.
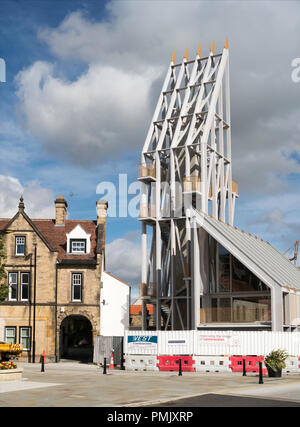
[265,349,289,372]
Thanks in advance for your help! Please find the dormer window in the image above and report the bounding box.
[15,236,26,256]
[70,239,87,254]
[66,224,91,255]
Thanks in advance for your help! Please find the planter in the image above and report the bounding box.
[267,366,282,378]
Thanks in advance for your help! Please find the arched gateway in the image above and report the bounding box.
[59,315,93,362]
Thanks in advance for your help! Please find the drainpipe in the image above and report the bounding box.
[32,244,37,363]
[55,262,58,362]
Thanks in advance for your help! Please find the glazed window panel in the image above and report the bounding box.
[15,237,25,256]
[211,298,231,322]
[218,244,230,293]
[20,327,31,351]
[72,273,82,302]
[8,272,18,300]
[21,273,30,301]
[232,296,271,322]
[209,236,217,293]
[232,257,269,292]
[70,240,86,254]
[5,327,16,345]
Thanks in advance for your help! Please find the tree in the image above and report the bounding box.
[0,234,8,302]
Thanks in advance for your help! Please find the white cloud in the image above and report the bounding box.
[14,1,300,196]
[105,230,141,284]
[0,175,55,218]
[16,60,156,165]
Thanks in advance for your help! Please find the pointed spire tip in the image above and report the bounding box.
[197,43,202,58]
[171,50,176,64]
[184,47,189,61]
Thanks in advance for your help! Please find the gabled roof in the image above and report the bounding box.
[190,208,300,291]
[1,210,56,252]
[103,271,131,287]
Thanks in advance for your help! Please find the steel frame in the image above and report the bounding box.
[139,40,238,330]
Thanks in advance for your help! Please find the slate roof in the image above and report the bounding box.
[190,208,300,291]
[0,215,98,263]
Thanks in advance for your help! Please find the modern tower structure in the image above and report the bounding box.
[138,39,239,330]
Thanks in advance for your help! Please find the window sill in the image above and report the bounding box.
[67,253,89,256]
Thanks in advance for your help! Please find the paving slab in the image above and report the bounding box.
[0,362,299,407]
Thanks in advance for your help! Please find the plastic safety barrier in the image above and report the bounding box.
[124,355,159,371]
[194,356,231,372]
[157,355,195,372]
[229,356,267,375]
[282,357,300,373]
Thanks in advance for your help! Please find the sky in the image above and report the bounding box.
[1,0,300,299]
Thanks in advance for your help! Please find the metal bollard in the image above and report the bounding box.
[258,361,263,384]
[120,353,124,371]
[103,357,107,375]
[178,358,182,376]
[41,354,45,372]
[242,358,247,376]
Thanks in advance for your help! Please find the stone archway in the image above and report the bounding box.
[59,315,94,362]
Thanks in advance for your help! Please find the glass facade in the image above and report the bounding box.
[205,236,271,323]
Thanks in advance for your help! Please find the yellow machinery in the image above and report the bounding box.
[0,343,22,361]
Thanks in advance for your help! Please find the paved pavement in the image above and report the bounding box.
[0,362,300,407]
[152,393,300,407]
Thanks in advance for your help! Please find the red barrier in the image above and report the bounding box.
[157,356,195,372]
[298,357,300,369]
[229,356,267,375]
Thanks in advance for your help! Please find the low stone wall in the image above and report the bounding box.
[0,369,23,381]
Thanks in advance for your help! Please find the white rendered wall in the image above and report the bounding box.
[100,272,130,336]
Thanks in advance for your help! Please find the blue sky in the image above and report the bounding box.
[1,0,300,296]
[0,0,139,235]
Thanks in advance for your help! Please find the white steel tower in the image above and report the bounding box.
[138,39,238,330]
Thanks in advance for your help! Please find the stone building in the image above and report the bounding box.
[0,196,108,362]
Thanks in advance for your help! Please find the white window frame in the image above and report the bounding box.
[15,236,26,256]
[19,327,31,351]
[70,240,86,254]
[20,272,30,301]
[72,273,82,302]
[8,272,18,301]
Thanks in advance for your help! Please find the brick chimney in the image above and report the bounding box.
[55,195,68,226]
[96,200,108,262]
[96,199,108,225]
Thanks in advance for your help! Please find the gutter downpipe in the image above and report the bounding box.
[55,262,58,362]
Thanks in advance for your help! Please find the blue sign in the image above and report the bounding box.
[128,335,158,344]
[127,335,158,353]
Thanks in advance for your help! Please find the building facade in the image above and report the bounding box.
[100,271,130,337]
[137,42,300,332]
[0,196,108,362]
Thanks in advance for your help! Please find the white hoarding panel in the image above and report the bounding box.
[158,331,194,355]
[194,331,241,355]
